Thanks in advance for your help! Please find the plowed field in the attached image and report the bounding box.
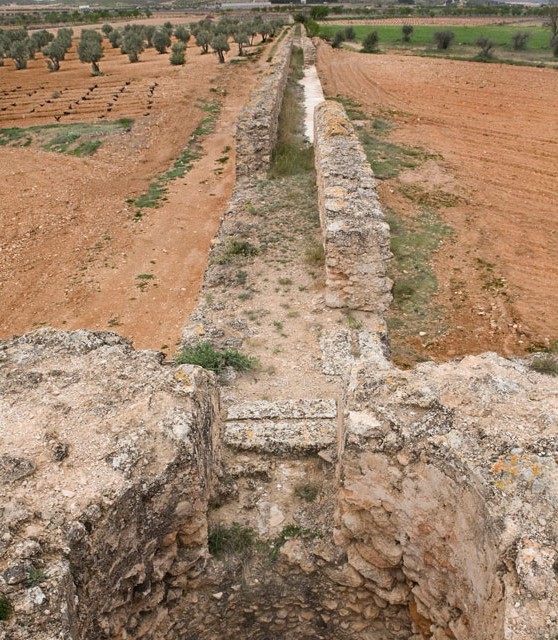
[0,37,265,352]
[317,44,558,360]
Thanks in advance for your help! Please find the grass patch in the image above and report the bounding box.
[320,24,552,53]
[217,239,259,263]
[388,209,451,310]
[304,240,325,266]
[207,521,321,561]
[294,483,319,502]
[70,140,102,157]
[269,46,314,178]
[208,522,255,557]
[334,95,368,121]
[175,341,256,374]
[530,354,558,377]
[399,184,461,208]
[358,127,429,180]
[132,100,220,218]
[25,568,46,588]
[0,596,12,621]
[386,208,452,365]
[0,119,132,156]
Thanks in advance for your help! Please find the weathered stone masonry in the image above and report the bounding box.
[235,29,292,180]
[1,33,557,640]
[0,330,220,640]
[182,28,294,348]
[314,100,392,314]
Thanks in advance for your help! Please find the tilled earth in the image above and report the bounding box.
[0,36,267,352]
[317,43,558,361]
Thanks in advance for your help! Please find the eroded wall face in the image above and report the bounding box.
[0,330,220,640]
[338,453,504,640]
[314,100,392,313]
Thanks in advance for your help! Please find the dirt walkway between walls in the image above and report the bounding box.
[317,45,558,360]
[0,39,269,352]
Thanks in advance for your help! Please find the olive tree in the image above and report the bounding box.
[196,30,211,54]
[211,34,229,63]
[122,29,144,62]
[543,1,558,40]
[433,30,454,50]
[143,25,156,47]
[475,36,495,60]
[31,30,54,52]
[78,29,103,75]
[402,25,413,42]
[170,41,186,65]
[362,30,379,53]
[233,30,249,56]
[153,29,171,54]
[43,36,68,71]
[108,29,122,49]
[174,25,190,43]
[9,39,30,69]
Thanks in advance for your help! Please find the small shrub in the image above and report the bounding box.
[223,239,258,260]
[511,31,530,51]
[175,342,256,373]
[331,30,345,49]
[0,595,12,621]
[208,522,255,557]
[552,35,558,58]
[530,354,558,377]
[475,36,496,60]
[433,30,454,50]
[305,240,325,266]
[268,524,323,559]
[294,483,319,502]
[362,31,379,53]
[402,25,413,43]
[343,26,356,41]
[170,41,186,65]
[235,270,248,285]
[26,568,46,587]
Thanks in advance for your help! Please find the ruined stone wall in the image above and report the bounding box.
[314,100,393,313]
[340,352,558,640]
[182,29,294,348]
[235,28,293,180]
[0,330,220,640]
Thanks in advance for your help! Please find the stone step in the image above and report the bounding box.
[224,419,337,455]
[226,398,337,421]
[224,398,338,454]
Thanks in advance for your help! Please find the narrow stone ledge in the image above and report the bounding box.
[227,398,337,421]
[314,100,392,314]
[224,419,337,454]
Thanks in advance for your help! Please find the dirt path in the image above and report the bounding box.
[0,40,267,352]
[317,45,558,358]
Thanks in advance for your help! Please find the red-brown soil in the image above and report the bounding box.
[317,44,558,360]
[0,38,266,352]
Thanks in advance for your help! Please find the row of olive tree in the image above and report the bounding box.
[190,15,285,61]
[0,15,285,74]
[0,27,72,69]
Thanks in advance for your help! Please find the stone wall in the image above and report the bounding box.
[314,100,393,313]
[0,330,220,640]
[235,28,293,180]
[339,352,558,640]
[2,332,556,640]
[182,29,294,348]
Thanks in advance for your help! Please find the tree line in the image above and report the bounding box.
[0,16,286,74]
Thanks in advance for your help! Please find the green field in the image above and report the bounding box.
[319,24,553,53]
[0,119,133,156]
